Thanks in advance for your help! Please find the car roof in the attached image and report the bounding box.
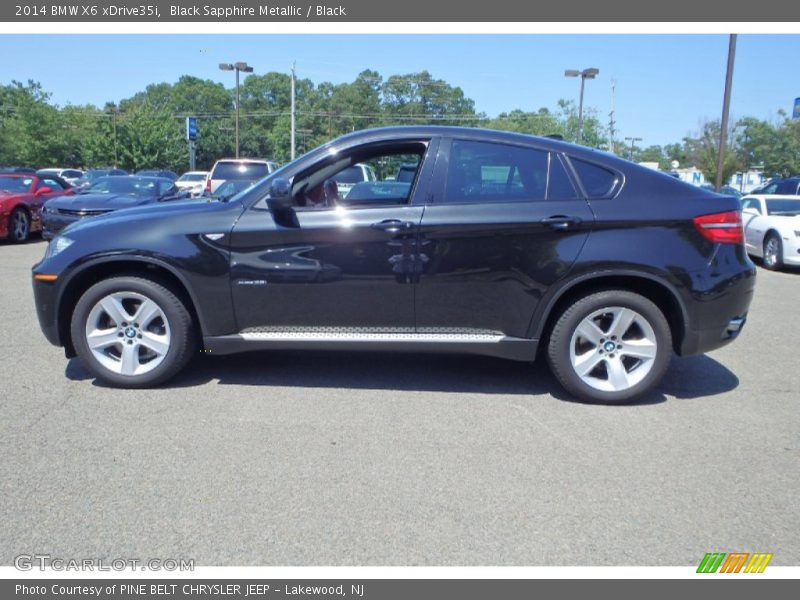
[322,125,631,167]
[0,173,36,179]
[743,194,800,200]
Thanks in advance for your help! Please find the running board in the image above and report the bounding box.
[203,332,539,361]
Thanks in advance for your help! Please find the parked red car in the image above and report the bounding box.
[0,173,74,242]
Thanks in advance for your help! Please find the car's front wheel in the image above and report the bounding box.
[547,290,672,404]
[71,276,195,388]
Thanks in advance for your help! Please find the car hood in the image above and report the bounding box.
[46,193,158,210]
[59,197,225,237]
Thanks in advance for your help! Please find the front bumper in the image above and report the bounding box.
[41,212,78,240]
[32,272,62,347]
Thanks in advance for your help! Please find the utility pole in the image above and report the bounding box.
[290,61,296,161]
[609,79,617,154]
[625,136,642,160]
[715,34,737,192]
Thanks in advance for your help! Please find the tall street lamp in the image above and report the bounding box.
[565,68,599,144]
[219,61,253,158]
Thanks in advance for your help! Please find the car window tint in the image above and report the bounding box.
[444,140,548,203]
[548,155,578,200]
[213,162,270,180]
[570,158,619,197]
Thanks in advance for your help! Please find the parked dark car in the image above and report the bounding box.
[31,126,755,403]
[135,169,179,181]
[73,168,128,189]
[751,176,800,195]
[0,166,37,174]
[40,176,187,239]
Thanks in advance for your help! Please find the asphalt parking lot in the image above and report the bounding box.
[1,238,798,566]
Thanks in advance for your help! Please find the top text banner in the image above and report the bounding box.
[3,0,800,22]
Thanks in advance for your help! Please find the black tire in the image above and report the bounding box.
[70,276,195,388]
[546,290,672,404]
[8,207,30,243]
[762,232,784,271]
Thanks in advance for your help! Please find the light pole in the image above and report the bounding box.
[715,34,737,192]
[625,136,642,160]
[219,61,253,158]
[565,67,599,144]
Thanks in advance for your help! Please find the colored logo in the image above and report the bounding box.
[697,552,773,573]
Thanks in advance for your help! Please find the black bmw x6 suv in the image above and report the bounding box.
[32,127,755,403]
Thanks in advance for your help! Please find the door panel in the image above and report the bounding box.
[229,206,424,332]
[416,201,594,337]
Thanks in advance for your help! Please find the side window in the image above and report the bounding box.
[444,140,549,203]
[775,180,799,195]
[293,142,428,209]
[548,155,578,200]
[42,178,64,190]
[570,158,619,197]
[742,199,761,214]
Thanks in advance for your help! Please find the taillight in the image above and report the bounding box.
[205,178,211,193]
[693,210,743,244]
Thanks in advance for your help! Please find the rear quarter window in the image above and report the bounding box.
[570,158,619,197]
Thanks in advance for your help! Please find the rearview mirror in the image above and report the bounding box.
[266,177,293,211]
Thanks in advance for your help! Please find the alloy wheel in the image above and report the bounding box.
[84,291,171,376]
[568,306,658,392]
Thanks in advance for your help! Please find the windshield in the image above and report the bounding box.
[83,177,161,196]
[178,173,206,182]
[766,199,800,215]
[0,176,34,193]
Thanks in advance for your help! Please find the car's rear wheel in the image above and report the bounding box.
[71,276,195,388]
[547,290,672,404]
[762,233,783,271]
[8,208,30,243]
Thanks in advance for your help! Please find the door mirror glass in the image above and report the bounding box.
[267,177,293,211]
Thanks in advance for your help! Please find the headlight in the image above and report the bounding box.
[44,236,74,260]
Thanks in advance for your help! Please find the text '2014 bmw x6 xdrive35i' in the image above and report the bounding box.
[32,127,756,403]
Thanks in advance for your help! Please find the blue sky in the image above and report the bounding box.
[1,34,797,147]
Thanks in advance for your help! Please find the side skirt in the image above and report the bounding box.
[203,332,539,362]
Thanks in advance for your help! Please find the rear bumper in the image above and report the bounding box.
[678,260,756,356]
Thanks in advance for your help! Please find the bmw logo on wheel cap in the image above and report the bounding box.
[124,327,137,338]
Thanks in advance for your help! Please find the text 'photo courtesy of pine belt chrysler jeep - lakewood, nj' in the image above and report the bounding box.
[31,126,756,404]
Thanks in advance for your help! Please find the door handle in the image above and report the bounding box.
[370,219,415,233]
[540,215,582,230]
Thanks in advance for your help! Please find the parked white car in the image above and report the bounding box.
[740,194,800,270]
[205,159,278,194]
[175,171,208,196]
[333,163,377,197]
[36,168,84,186]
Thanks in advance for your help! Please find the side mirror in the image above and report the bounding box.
[266,177,293,211]
[35,186,54,196]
